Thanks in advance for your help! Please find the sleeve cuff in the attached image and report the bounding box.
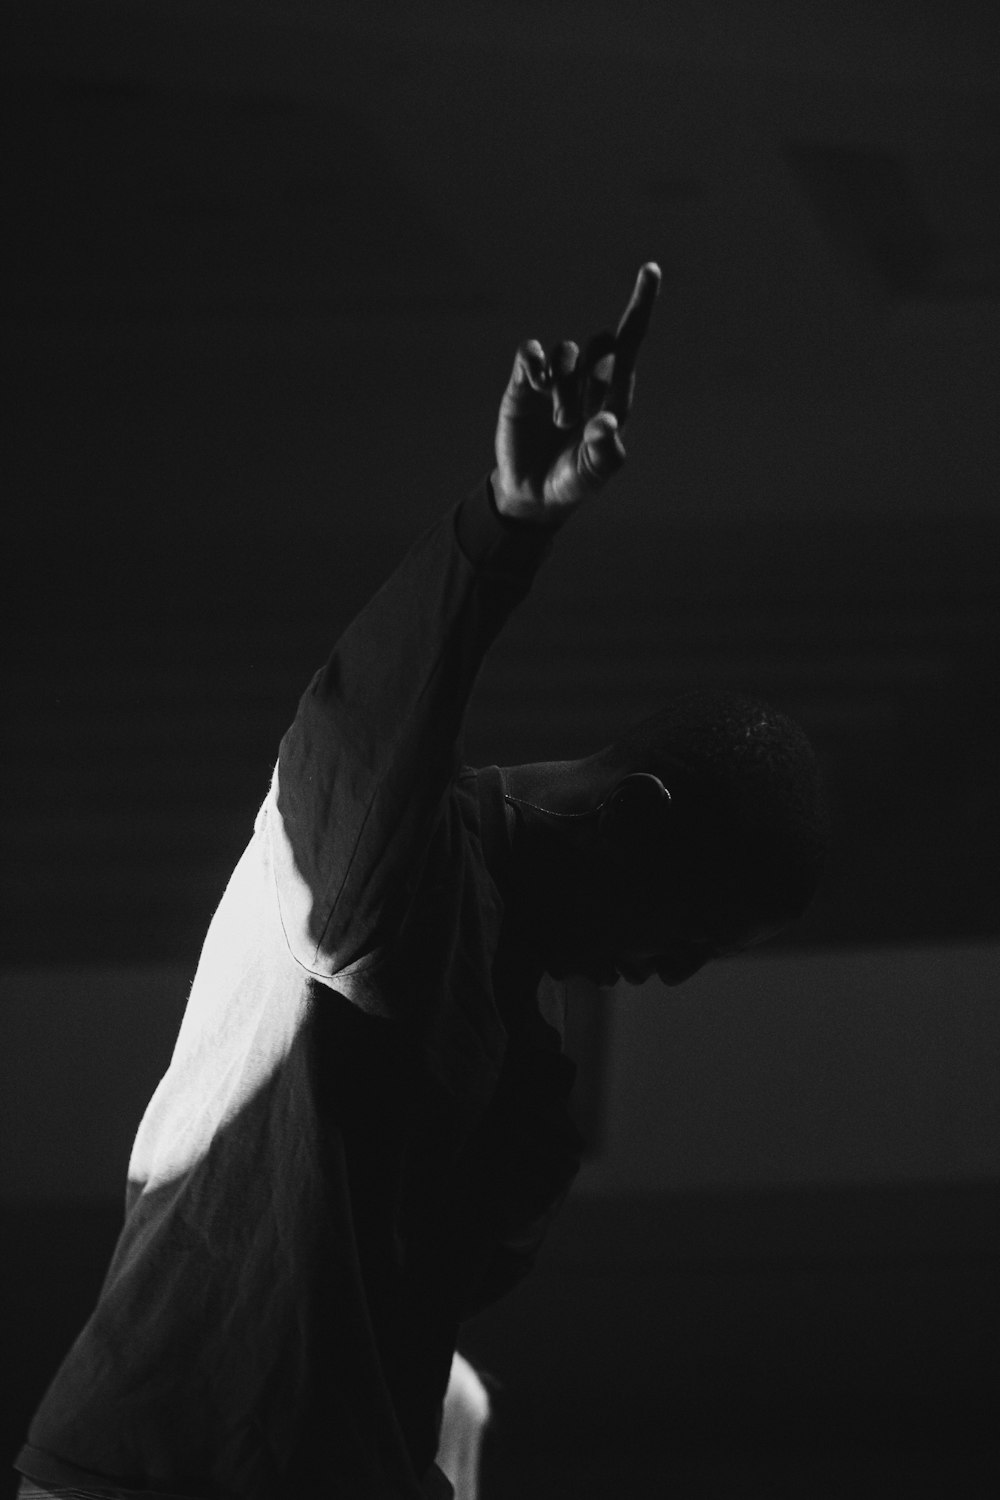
[454,475,558,577]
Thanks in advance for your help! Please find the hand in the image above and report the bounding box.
[491,262,661,525]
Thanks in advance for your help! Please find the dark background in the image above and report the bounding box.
[3,2,999,1496]
[4,0,999,965]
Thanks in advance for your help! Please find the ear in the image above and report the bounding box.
[597,773,672,853]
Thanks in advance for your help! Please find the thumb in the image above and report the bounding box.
[577,411,626,489]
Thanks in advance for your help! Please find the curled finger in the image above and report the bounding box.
[509,339,551,396]
[606,364,637,426]
[549,339,581,428]
[577,411,626,490]
[580,329,617,418]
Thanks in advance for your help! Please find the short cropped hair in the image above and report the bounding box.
[603,689,829,917]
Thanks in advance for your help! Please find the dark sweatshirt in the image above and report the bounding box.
[17,482,582,1500]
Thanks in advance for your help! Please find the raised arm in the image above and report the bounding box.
[269,265,661,986]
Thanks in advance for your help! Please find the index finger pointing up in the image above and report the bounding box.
[615,261,661,365]
[606,262,661,424]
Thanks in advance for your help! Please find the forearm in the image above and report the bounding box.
[270,479,554,980]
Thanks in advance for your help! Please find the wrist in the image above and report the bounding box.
[454,477,557,575]
[489,470,556,527]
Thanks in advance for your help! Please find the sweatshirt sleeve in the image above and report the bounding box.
[268,478,555,992]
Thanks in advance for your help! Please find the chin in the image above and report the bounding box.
[549,961,618,988]
[542,938,618,987]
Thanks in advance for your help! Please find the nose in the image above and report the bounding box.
[616,957,659,985]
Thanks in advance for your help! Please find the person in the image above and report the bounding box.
[15,263,827,1500]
